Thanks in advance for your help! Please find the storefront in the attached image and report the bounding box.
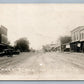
[70,41,81,52]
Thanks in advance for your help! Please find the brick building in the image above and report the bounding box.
[70,26,84,52]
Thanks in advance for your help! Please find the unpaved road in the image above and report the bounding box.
[0,52,84,80]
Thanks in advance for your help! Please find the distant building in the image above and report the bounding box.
[49,44,57,51]
[42,43,57,52]
[70,26,84,52]
[55,37,71,52]
[61,43,71,52]
[55,40,61,52]
[0,25,11,52]
[0,25,8,44]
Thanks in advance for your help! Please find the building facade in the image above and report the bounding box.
[0,25,9,52]
[71,26,84,52]
[0,25,8,44]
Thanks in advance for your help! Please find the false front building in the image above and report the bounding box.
[71,26,84,52]
[0,25,11,52]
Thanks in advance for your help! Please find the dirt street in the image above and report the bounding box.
[0,52,84,80]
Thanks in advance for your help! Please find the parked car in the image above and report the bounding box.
[0,51,5,57]
[0,49,20,57]
[4,49,13,57]
[13,50,20,55]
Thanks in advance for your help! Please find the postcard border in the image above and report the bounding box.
[0,0,84,84]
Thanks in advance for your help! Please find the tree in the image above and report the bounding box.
[14,38,30,52]
[42,45,51,52]
[59,36,71,45]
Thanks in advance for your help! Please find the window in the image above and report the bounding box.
[81,33,82,40]
[82,33,83,39]
[77,34,78,40]
[72,34,74,41]
[74,32,76,41]
[80,29,84,40]
[83,33,84,39]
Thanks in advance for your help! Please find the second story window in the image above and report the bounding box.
[82,33,83,39]
[77,34,78,40]
[80,33,81,40]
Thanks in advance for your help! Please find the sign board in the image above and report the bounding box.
[77,43,81,47]
[66,44,70,48]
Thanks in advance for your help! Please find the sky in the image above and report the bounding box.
[0,4,84,49]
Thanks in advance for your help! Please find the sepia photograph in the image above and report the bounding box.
[0,4,84,80]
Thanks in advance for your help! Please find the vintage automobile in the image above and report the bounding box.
[0,51,5,57]
[0,49,20,57]
[4,49,14,57]
[13,50,20,55]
